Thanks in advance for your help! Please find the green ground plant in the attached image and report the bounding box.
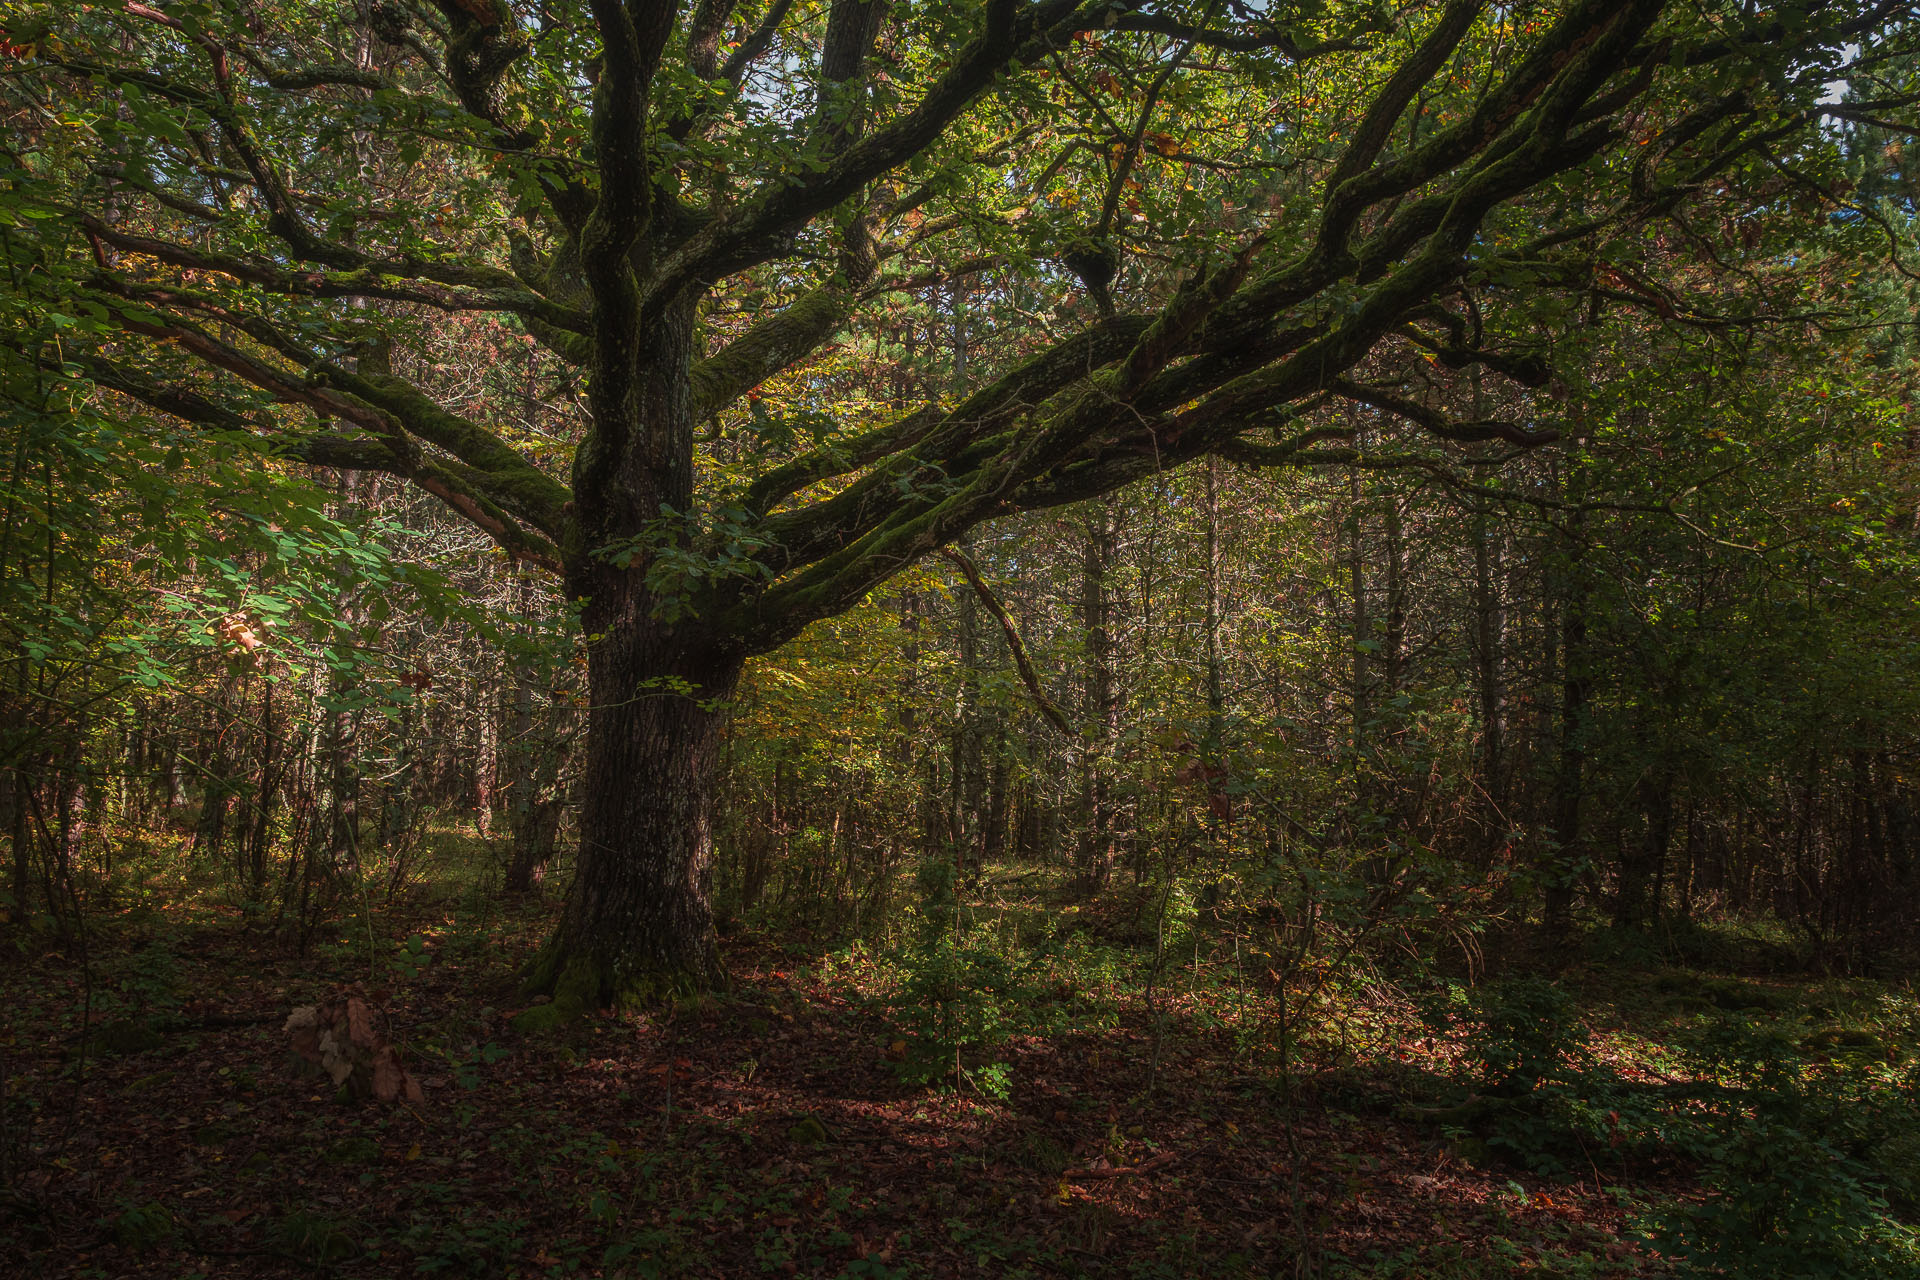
[885,923,1024,1100]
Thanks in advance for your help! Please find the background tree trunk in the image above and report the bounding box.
[1078,504,1118,891]
[1615,771,1674,929]
[1546,485,1589,943]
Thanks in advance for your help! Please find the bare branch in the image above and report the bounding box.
[1327,379,1558,446]
[939,548,1076,737]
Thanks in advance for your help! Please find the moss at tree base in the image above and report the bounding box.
[514,944,725,1032]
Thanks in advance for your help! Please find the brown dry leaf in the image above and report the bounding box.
[371,1046,406,1101]
[345,997,377,1050]
[286,1007,324,1068]
[372,1046,426,1104]
[318,1029,354,1085]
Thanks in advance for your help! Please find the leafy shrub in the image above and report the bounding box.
[1648,1118,1920,1279]
[389,932,432,981]
[886,926,1022,1099]
[269,1207,363,1264]
[1637,1014,1920,1279]
[401,1210,528,1274]
[1877,1127,1920,1211]
[1412,977,1597,1174]
[1679,1013,1804,1098]
[1464,976,1585,1098]
[113,941,184,1016]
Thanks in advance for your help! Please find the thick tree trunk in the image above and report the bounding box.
[527,620,740,1010]
[527,290,739,1011]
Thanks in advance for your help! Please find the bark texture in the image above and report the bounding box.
[526,624,740,1012]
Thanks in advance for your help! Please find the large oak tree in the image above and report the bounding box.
[2,0,1910,1003]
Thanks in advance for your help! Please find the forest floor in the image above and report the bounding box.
[2,843,1914,1279]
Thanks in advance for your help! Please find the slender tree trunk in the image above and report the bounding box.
[1078,504,1117,890]
[326,690,360,874]
[1202,459,1227,837]
[1471,499,1506,854]
[1615,771,1674,930]
[324,471,370,874]
[246,678,281,891]
[946,287,985,879]
[55,726,85,906]
[0,758,20,915]
[504,581,570,895]
[472,644,499,838]
[1371,490,1405,878]
[1545,498,1588,942]
[951,546,985,878]
[161,732,184,814]
[504,663,566,893]
[1677,793,1698,922]
[503,798,564,894]
[196,673,239,862]
[898,588,944,860]
[984,738,1010,865]
[1348,467,1370,852]
[121,725,145,833]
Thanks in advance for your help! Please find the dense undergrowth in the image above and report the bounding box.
[4,833,1920,1279]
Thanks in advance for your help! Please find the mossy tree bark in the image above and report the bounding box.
[529,292,740,1007]
[529,628,739,1007]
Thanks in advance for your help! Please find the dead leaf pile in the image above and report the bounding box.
[285,988,424,1104]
